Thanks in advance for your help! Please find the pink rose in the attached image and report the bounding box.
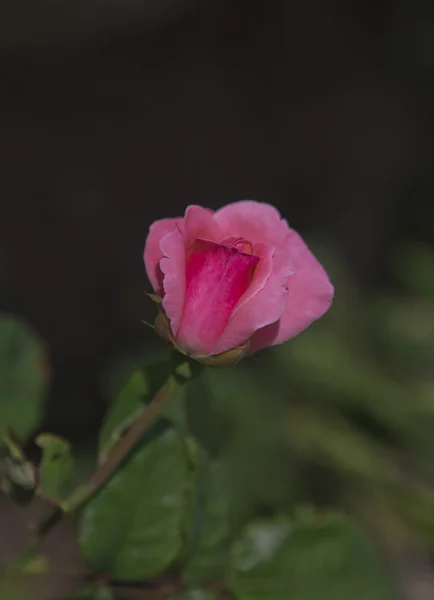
[144,201,333,363]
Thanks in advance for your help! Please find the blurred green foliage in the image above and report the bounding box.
[35,434,75,503]
[228,512,397,600]
[3,240,434,598]
[55,589,114,600]
[0,315,48,446]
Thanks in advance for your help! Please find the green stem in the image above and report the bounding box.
[64,381,170,511]
[6,359,193,572]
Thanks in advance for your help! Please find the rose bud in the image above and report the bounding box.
[144,201,333,365]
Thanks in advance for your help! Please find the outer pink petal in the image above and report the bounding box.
[211,242,294,355]
[148,205,222,338]
[160,225,186,337]
[176,239,259,356]
[183,205,222,248]
[250,231,334,352]
[214,200,290,246]
[144,217,182,293]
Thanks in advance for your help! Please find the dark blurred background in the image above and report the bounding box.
[0,0,433,433]
[1,1,434,597]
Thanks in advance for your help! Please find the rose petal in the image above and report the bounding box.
[183,205,222,248]
[143,217,181,293]
[250,230,334,352]
[160,225,187,336]
[212,242,293,355]
[156,204,222,337]
[214,200,290,247]
[176,239,259,356]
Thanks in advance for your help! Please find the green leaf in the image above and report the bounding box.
[0,314,48,445]
[99,364,185,461]
[184,370,228,457]
[182,446,232,585]
[99,370,151,460]
[35,433,75,502]
[79,427,189,581]
[54,587,114,600]
[168,590,216,600]
[228,513,398,600]
[185,365,279,455]
[1,429,37,503]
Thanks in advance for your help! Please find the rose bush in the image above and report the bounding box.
[144,201,333,362]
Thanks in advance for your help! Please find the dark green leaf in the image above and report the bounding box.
[35,433,75,502]
[203,366,283,435]
[228,512,398,600]
[99,364,185,461]
[184,371,227,457]
[184,365,275,460]
[99,370,150,460]
[79,427,189,580]
[0,314,48,444]
[182,445,232,585]
[200,367,293,520]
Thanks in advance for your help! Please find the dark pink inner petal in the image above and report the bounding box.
[176,238,259,356]
[210,242,293,355]
[220,236,254,255]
